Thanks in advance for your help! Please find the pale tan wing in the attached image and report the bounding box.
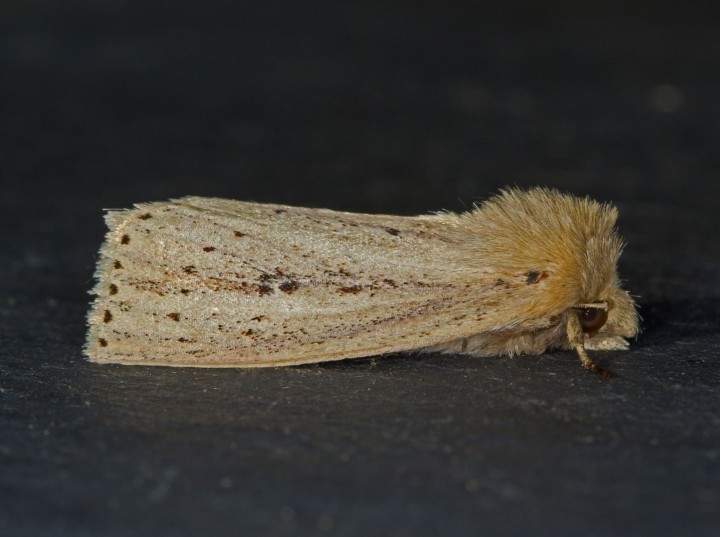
[86,196,545,367]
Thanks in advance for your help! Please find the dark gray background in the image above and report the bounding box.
[2,1,719,536]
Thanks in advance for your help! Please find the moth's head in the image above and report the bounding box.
[571,284,638,348]
[562,196,638,348]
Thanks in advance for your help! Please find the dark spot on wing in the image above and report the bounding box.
[98,338,108,347]
[167,312,181,321]
[234,231,246,237]
[251,315,268,321]
[138,213,153,220]
[526,271,549,284]
[203,246,216,252]
[114,260,123,269]
[275,209,287,214]
[120,234,130,244]
[109,284,118,295]
[103,310,113,323]
[279,280,300,294]
[385,227,400,236]
[180,289,190,295]
[183,265,197,274]
[258,284,274,295]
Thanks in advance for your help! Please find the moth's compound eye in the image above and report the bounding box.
[578,307,608,333]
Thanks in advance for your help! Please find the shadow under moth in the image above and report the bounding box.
[86,188,638,377]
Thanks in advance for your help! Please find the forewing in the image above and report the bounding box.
[86,197,548,366]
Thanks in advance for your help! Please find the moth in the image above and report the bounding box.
[86,188,638,377]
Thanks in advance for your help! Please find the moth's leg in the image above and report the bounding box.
[566,314,614,379]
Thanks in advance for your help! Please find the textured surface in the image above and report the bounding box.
[2,1,719,536]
